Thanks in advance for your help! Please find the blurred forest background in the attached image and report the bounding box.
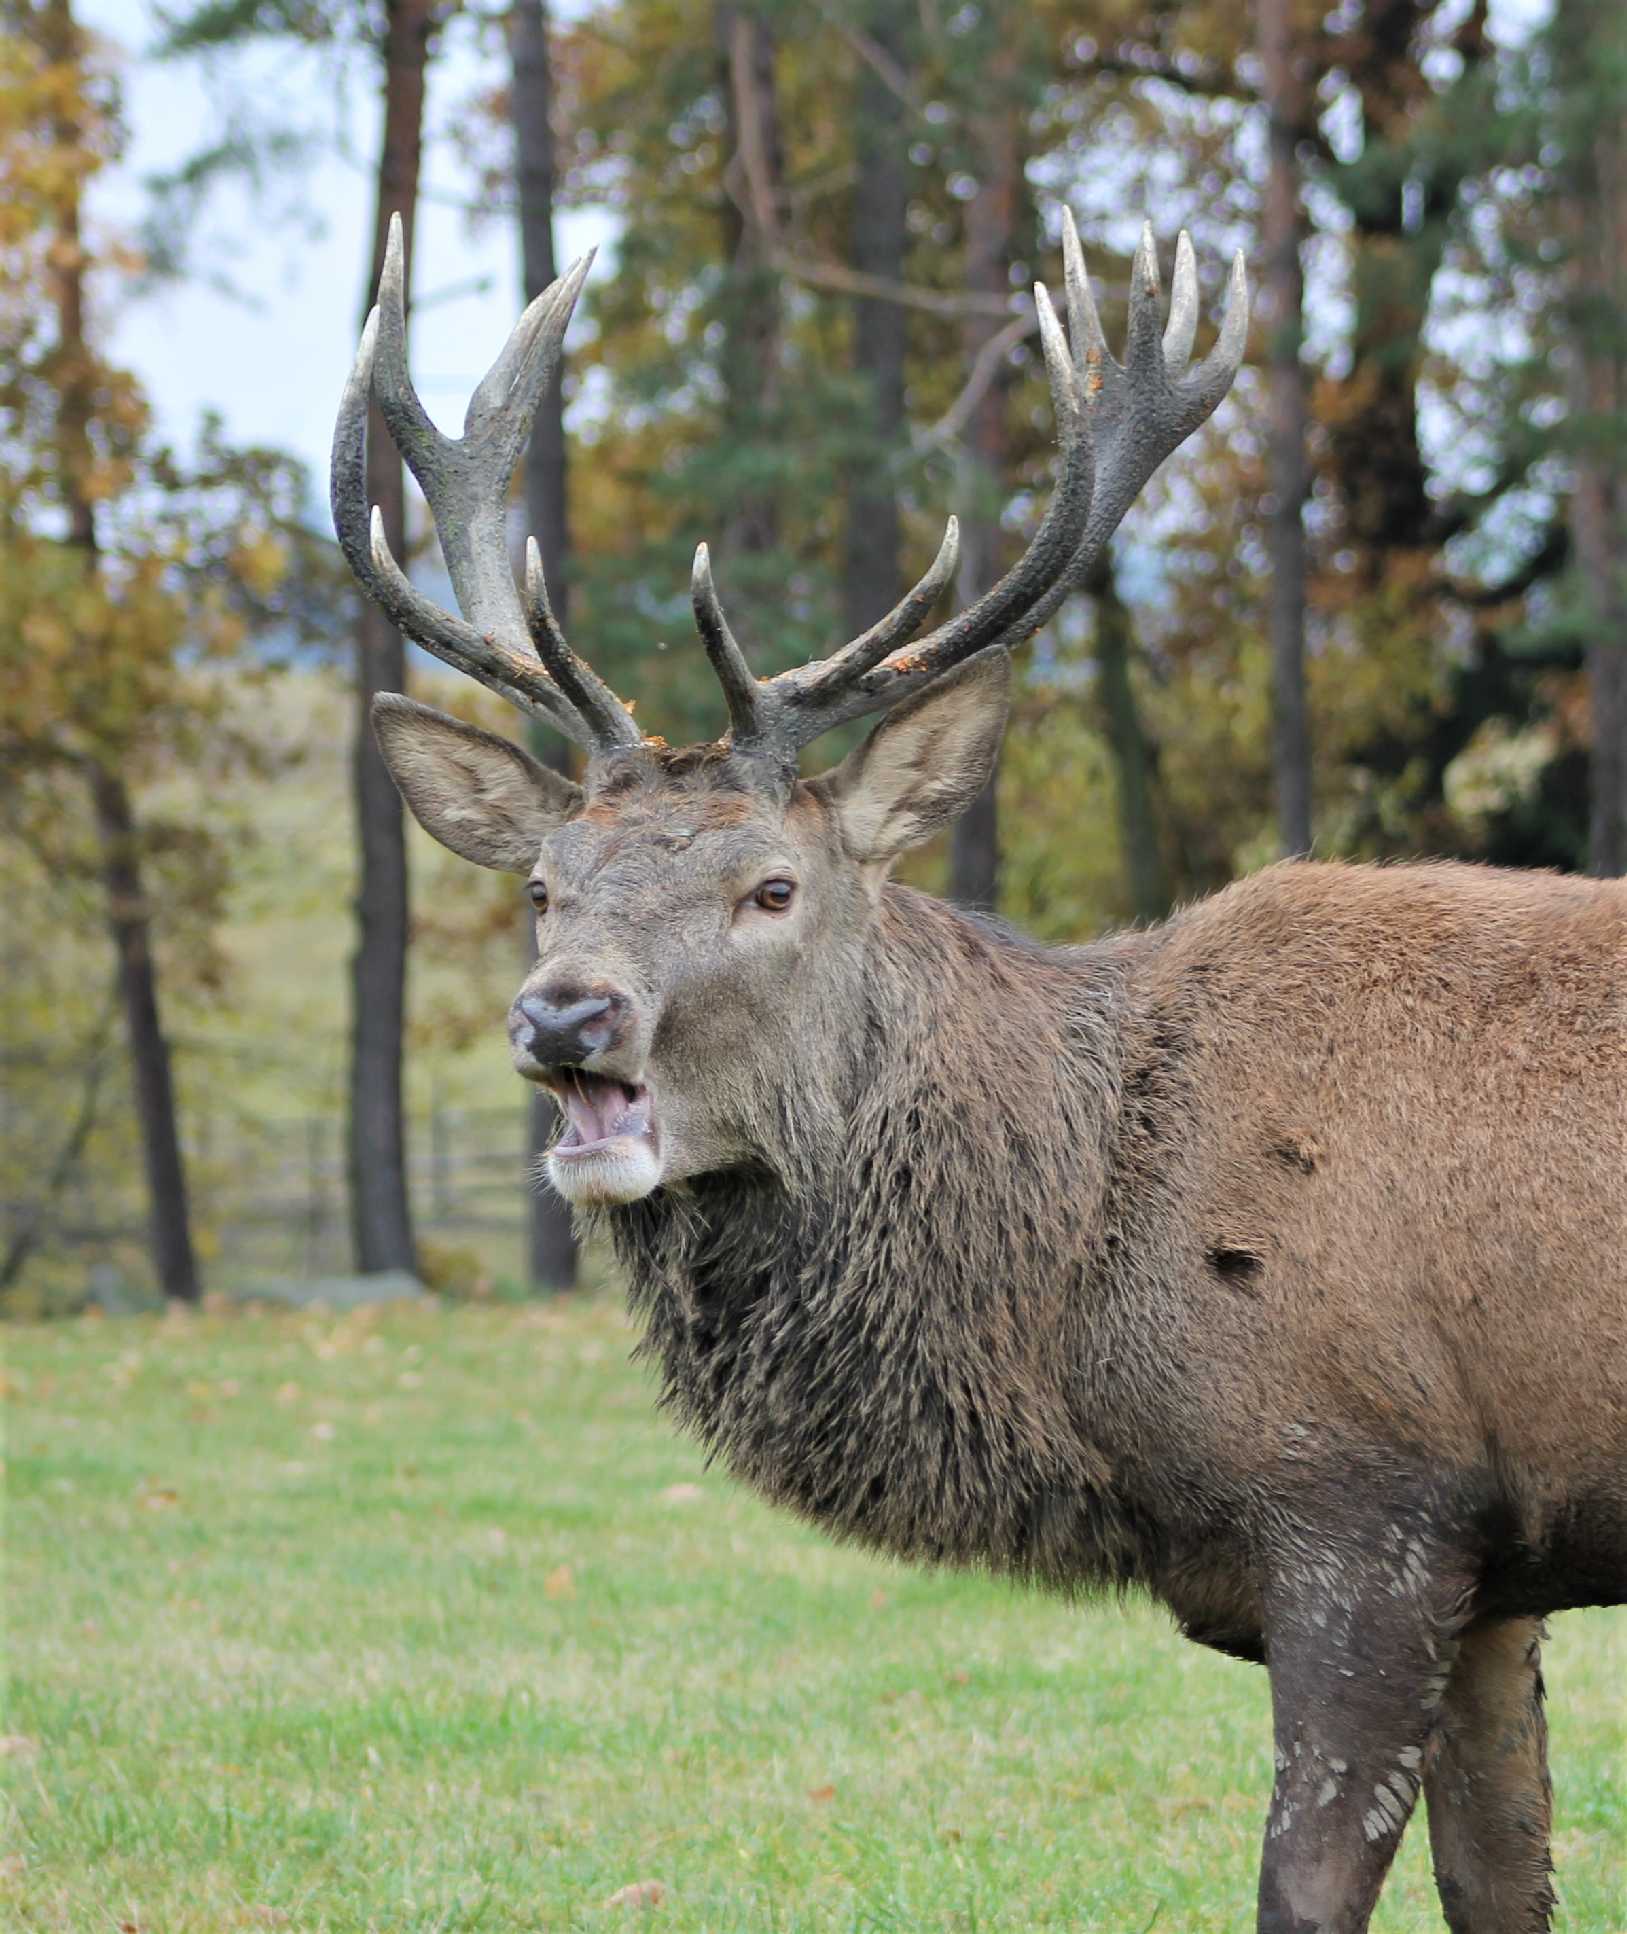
[2,0,1624,1311]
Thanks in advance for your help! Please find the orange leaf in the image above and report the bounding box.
[605,1879,665,1910]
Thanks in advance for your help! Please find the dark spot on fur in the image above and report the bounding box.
[1208,1245,1263,1285]
[1273,1140,1317,1175]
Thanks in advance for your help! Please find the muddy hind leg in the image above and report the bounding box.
[1425,1617,1556,1933]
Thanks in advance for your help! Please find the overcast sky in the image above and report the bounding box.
[80,0,612,508]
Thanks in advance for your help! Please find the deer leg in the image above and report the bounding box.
[1424,1617,1556,1933]
[1255,1532,1468,1934]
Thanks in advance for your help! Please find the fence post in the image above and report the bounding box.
[304,1113,324,1278]
[430,1090,451,1222]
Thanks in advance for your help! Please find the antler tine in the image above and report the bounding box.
[330,215,640,752]
[524,539,642,747]
[472,250,596,474]
[1061,207,1109,368]
[370,214,450,469]
[1163,231,1199,371]
[1124,221,1166,373]
[800,517,961,696]
[1181,247,1250,419]
[723,219,1248,759]
[691,545,765,743]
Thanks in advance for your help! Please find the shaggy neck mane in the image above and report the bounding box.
[607,887,1145,1584]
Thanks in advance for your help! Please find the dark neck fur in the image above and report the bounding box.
[607,888,1158,1586]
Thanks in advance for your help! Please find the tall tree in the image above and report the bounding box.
[1087,556,1172,921]
[348,0,438,1276]
[1553,0,1627,876]
[841,0,911,642]
[715,2,785,586]
[40,0,200,1302]
[509,0,579,1289]
[1260,0,1312,855]
[948,97,1024,912]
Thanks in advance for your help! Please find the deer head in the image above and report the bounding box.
[331,213,1247,1207]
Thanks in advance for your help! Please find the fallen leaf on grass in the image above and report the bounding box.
[807,1784,836,1804]
[868,1589,889,1611]
[0,1736,39,1760]
[605,1879,665,1911]
[0,1852,25,1882]
[657,1482,702,1506]
[137,1484,178,1511]
[543,1564,575,1600]
[945,1669,970,1686]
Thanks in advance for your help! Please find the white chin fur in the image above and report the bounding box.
[547,1135,664,1206]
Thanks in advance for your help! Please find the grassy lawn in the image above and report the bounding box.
[4,1293,1622,1933]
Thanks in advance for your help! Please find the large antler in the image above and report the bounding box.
[715,210,1248,759]
[331,210,1246,766]
[330,214,641,751]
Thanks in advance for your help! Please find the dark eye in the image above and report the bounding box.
[526,880,548,913]
[752,878,795,913]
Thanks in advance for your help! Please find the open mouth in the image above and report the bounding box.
[547,1069,655,1158]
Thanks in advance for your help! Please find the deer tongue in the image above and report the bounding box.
[557,1073,651,1151]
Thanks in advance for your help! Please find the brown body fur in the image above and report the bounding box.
[615,859,1626,1633]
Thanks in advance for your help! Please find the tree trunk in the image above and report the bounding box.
[841,0,910,641]
[1260,0,1313,856]
[716,4,784,568]
[1558,0,1627,877]
[509,0,579,1289]
[1088,557,1172,922]
[948,106,1021,912]
[1320,0,1450,566]
[92,773,201,1301]
[45,0,201,1303]
[347,0,435,1276]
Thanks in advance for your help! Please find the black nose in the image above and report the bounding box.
[511,984,629,1069]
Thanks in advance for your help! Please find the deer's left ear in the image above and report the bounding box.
[811,649,1011,869]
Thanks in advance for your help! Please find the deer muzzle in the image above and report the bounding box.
[509,982,664,1206]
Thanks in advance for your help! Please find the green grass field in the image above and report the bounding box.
[5,1293,1623,1932]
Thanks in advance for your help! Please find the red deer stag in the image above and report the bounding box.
[331,209,1626,1933]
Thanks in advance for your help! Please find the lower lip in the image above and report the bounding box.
[553,1127,655,1161]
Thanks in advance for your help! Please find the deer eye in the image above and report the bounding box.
[751,878,796,914]
[526,880,549,913]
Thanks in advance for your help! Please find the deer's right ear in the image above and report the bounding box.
[371,694,582,873]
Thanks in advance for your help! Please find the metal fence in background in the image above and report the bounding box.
[5,1095,539,1296]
